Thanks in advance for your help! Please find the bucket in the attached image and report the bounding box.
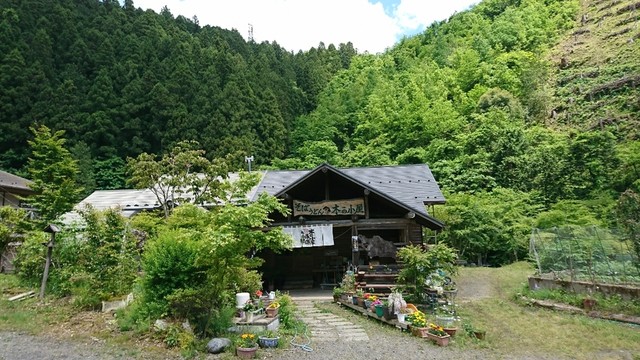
[236,292,250,309]
[268,291,276,300]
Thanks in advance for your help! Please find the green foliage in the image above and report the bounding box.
[534,201,603,229]
[521,287,640,316]
[274,293,301,331]
[439,189,540,266]
[617,190,640,263]
[0,207,29,256]
[0,1,356,171]
[26,125,82,225]
[396,244,457,302]
[14,207,138,308]
[132,170,291,336]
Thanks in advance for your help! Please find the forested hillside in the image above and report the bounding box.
[0,0,356,189]
[1,0,638,265]
[280,0,640,265]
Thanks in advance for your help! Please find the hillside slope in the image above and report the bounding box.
[550,0,640,138]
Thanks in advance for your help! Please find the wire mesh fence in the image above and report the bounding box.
[529,226,640,285]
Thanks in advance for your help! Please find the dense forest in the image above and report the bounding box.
[1,0,638,265]
[0,0,356,189]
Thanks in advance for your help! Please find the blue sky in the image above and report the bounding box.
[132,0,478,53]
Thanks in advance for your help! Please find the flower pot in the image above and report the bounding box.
[382,306,396,321]
[411,326,429,338]
[435,315,455,328]
[364,300,372,309]
[258,336,279,348]
[374,304,384,317]
[352,295,359,305]
[396,313,406,323]
[473,330,486,340]
[245,311,255,323]
[357,297,365,308]
[266,306,279,318]
[426,332,450,347]
[236,346,258,359]
[443,327,457,337]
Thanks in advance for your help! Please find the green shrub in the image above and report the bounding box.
[276,293,302,331]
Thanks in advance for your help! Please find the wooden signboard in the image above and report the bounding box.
[293,198,365,216]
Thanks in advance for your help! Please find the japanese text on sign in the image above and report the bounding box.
[293,199,365,216]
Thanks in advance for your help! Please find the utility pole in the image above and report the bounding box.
[245,156,254,172]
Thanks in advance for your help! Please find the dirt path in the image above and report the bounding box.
[455,267,499,302]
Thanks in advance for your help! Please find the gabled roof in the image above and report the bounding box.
[0,170,33,193]
[252,163,445,229]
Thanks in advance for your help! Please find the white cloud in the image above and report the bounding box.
[394,0,477,32]
[132,0,477,53]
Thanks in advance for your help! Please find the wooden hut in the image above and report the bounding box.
[252,163,446,290]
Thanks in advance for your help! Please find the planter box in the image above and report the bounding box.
[426,332,450,347]
[266,306,279,318]
[411,326,429,338]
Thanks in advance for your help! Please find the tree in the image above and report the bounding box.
[0,207,29,258]
[127,140,229,218]
[26,125,82,225]
[137,174,291,335]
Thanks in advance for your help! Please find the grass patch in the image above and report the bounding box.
[456,262,640,359]
[0,274,73,333]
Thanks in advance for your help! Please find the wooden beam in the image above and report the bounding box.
[324,171,330,200]
[272,218,415,228]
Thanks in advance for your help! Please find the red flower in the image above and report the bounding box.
[255,290,263,297]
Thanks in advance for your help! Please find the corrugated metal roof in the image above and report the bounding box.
[76,189,159,211]
[251,164,446,217]
[0,170,33,192]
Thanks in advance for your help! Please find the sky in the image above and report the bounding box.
[132,0,478,54]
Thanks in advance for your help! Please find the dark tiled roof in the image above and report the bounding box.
[0,170,33,192]
[251,164,445,220]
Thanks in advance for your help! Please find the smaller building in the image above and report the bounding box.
[0,170,34,209]
[0,170,35,273]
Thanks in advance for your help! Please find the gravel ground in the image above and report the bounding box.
[0,272,591,360]
[0,331,123,360]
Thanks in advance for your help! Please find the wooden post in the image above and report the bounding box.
[364,189,370,219]
[39,224,60,300]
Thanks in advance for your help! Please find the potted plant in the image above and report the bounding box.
[435,304,456,329]
[373,299,384,317]
[258,330,280,348]
[265,301,280,318]
[243,300,260,323]
[236,333,258,358]
[396,306,410,323]
[407,310,429,337]
[427,323,451,346]
[332,287,344,302]
[355,289,365,307]
[462,322,485,340]
[364,294,377,310]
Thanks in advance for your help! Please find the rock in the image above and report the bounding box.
[154,319,168,331]
[207,338,231,354]
[182,320,192,332]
